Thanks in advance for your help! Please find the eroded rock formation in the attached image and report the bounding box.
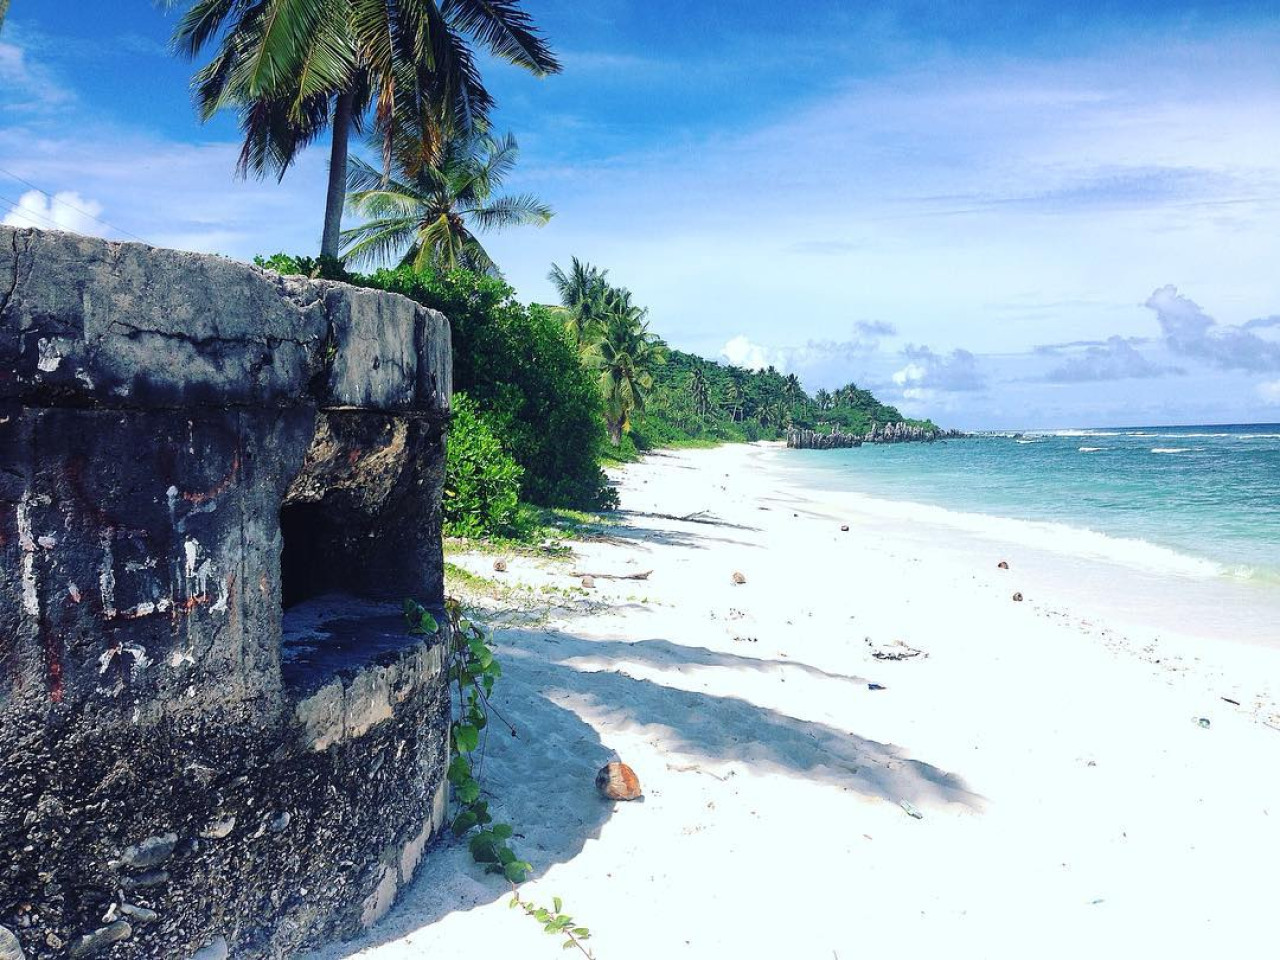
[787,422,965,449]
[0,226,453,958]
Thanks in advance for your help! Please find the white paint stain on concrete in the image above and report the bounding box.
[99,531,117,619]
[211,577,230,613]
[36,338,63,372]
[16,499,38,616]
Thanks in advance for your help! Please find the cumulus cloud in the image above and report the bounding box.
[719,322,897,375]
[892,346,986,399]
[720,335,779,371]
[2,189,106,236]
[1259,380,1280,405]
[1145,285,1280,372]
[1042,335,1179,382]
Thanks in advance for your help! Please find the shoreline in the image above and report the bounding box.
[313,442,1280,960]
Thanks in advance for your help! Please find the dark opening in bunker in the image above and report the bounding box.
[279,496,444,695]
[280,500,346,610]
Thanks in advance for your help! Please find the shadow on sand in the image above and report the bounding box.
[309,613,978,958]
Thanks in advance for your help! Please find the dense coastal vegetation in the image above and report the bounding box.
[160,0,939,542]
[255,251,936,537]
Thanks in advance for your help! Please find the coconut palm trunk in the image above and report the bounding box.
[320,92,355,259]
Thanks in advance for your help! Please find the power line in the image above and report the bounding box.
[0,164,152,245]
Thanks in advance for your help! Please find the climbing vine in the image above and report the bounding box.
[405,597,530,882]
[404,597,593,956]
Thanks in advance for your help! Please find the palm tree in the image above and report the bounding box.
[721,380,743,422]
[340,129,550,273]
[549,258,610,345]
[0,1,10,31]
[758,398,789,431]
[584,291,666,445]
[783,372,803,407]
[815,388,832,411]
[690,365,711,417]
[165,0,559,258]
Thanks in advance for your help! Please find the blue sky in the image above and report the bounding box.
[3,1,1280,428]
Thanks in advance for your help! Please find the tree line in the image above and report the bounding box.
[171,1,933,536]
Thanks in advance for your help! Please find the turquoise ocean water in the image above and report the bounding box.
[777,424,1280,589]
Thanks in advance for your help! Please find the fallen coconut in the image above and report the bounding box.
[731,571,747,585]
[596,761,643,801]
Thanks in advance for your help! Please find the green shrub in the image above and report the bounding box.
[363,266,615,510]
[444,394,523,538]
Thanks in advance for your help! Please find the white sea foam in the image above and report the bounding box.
[820,489,1228,579]
[1151,447,1191,454]
[1078,446,1104,452]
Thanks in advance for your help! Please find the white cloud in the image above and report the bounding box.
[1145,285,1280,372]
[1042,335,1178,382]
[893,346,986,394]
[1259,380,1280,405]
[720,335,779,371]
[0,38,73,111]
[2,189,106,235]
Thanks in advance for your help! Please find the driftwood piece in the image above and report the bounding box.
[648,510,719,524]
[570,569,653,581]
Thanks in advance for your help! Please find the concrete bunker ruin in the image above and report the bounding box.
[0,226,453,958]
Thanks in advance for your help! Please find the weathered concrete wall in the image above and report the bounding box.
[0,226,453,958]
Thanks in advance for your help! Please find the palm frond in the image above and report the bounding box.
[466,193,552,230]
[441,0,561,75]
[339,217,419,265]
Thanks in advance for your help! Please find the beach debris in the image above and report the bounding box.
[649,509,718,524]
[997,560,1009,569]
[732,635,758,643]
[1011,592,1024,602]
[1221,696,1241,706]
[840,524,849,532]
[898,800,924,819]
[492,559,507,572]
[596,761,643,801]
[731,571,747,585]
[1197,717,1211,729]
[868,683,886,691]
[570,569,652,581]
[866,637,926,661]
[580,576,596,589]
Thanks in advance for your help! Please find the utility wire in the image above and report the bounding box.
[0,163,152,245]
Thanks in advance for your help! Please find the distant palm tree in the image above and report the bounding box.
[549,258,610,345]
[165,0,559,258]
[0,1,10,31]
[815,388,832,411]
[340,130,551,273]
[690,365,711,417]
[722,380,744,422]
[758,398,790,430]
[783,373,803,404]
[584,290,666,445]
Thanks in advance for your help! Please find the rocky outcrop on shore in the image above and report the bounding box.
[787,422,965,449]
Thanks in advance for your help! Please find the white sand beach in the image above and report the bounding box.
[310,442,1280,960]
